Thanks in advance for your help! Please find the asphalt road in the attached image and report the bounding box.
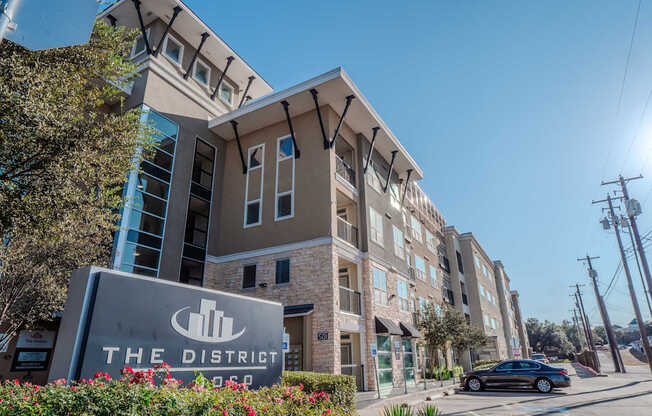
[430,360,652,415]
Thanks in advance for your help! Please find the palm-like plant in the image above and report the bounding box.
[417,404,442,416]
[381,403,415,416]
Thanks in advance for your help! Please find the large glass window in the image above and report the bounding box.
[373,267,387,305]
[425,229,436,252]
[402,339,415,383]
[410,215,422,242]
[429,264,439,288]
[376,336,393,388]
[397,280,409,311]
[370,207,384,246]
[180,138,215,286]
[244,144,264,227]
[112,108,178,278]
[276,259,290,284]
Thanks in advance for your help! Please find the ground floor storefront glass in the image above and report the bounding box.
[402,339,415,382]
[376,335,393,387]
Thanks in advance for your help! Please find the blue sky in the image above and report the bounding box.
[186,0,652,327]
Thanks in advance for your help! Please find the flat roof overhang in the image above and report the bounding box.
[98,0,272,100]
[208,67,423,180]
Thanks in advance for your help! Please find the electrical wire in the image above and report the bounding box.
[616,0,643,115]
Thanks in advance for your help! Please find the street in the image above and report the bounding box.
[431,355,652,415]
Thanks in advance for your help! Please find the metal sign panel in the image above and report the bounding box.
[49,267,283,388]
[16,330,56,349]
[6,0,97,50]
[370,343,377,357]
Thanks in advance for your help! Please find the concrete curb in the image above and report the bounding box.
[356,385,456,416]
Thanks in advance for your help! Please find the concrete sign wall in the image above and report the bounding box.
[49,267,283,388]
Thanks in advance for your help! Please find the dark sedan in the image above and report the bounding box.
[460,359,571,393]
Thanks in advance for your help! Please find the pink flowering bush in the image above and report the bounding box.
[0,365,354,415]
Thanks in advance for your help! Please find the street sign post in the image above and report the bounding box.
[2,0,97,50]
[370,343,380,399]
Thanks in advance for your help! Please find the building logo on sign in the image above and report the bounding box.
[171,299,246,343]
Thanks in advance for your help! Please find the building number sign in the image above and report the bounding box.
[317,331,328,341]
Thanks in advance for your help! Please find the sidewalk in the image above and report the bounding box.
[357,379,457,416]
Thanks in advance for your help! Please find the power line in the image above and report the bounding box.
[616,0,643,115]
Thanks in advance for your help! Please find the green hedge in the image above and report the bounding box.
[0,368,355,416]
[282,371,356,412]
[472,360,501,370]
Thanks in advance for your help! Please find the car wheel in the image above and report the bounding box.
[535,378,552,393]
[467,377,482,392]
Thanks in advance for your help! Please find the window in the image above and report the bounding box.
[429,264,439,288]
[456,251,464,274]
[414,255,426,281]
[180,138,215,286]
[410,215,422,242]
[369,207,384,246]
[496,362,517,371]
[219,81,234,105]
[392,226,405,258]
[193,59,211,85]
[484,314,490,326]
[244,144,264,227]
[390,181,401,210]
[275,136,295,220]
[397,280,409,311]
[425,229,436,252]
[474,255,481,269]
[418,297,429,311]
[243,264,256,289]
[131,29,150,58]
[112,107,178,278]
[179,259,203,286]
[480,285,485,297]
[366,160,384,193]
[373,267,387,305]
[491,318,497,329]
[163,35,183,65]
[403,339,415,382]
[376,336,393,387]
[275,259,290,284]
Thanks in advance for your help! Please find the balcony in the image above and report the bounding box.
[337,217,359,248]
[335,155,356,188]
[408,267,416,281]
[414,268,426,281]
[339,286,361,315]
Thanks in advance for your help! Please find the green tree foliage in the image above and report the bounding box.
[560,319,583,352]
[526,318,574,356]
[418,303,488,370]
[0,22,149,344]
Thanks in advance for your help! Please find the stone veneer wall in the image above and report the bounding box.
[204,242,339,374]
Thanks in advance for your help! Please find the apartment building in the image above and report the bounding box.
[511,290,531,358]
[444,227,508,362]
[494,261,525,359]
[0,0,528,389]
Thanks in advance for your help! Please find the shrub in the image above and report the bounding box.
[472,360,501,370]
[382,403,414,416]
[0,366,354,415]
[453,366,464,377]
[417,404,442,416]
[282,371,356,411]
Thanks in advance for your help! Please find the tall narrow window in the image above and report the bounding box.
[397,280,409,312]
[244,144,264,227]
[410,215,422,242]
[456,251,464,274]
[180,138,215,286]
[131,29,150,58]
[429,264,439,288]
[276,259,290,284]
[275,136,295,220]
[369,207,384,246]
[112,108,178,278]
[392,225,404,258]
[414,255,426,281]
[243,264,256,289]
[373,267,387,305]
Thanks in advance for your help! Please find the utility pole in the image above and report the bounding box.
[602,175,652,313]
[577,255,625,373]
[622,215,652,320]
[571,308,586,349]
[574,285,600,372]
[594,193,652,373]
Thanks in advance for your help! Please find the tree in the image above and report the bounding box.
[561,319,583,352]
[593,326,606,344]
[526,318,574,356]
[0,21,150,345]
[418,303,488,370]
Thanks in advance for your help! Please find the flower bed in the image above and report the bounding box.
[0,365,354,415]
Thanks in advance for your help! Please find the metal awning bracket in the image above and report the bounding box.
[363,127,380,173]
[401,169,413,208]
[184,32,210,79]
[230,120,247,174]
[211,56,235,100]
[239,76,256,108]
[310,89,329,149]
[131,0,152,55]
[152,6,182,56]
[383,151,398,193]
[329,95,355,148]
[281,101,301,159]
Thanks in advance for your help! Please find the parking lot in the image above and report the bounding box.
[432,361,652,415]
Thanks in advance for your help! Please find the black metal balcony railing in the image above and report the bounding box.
[462,293,468,305]
[339,286,361,315]
[335,156,356,187]
[337,217,359,248]
[408,267,416,281]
